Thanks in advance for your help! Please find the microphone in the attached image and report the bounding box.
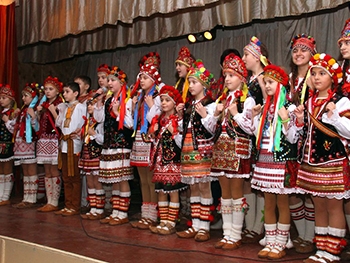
[88,86,108,104]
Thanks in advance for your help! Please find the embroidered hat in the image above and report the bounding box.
[159,85,183,106]
[188,59,214,88]
[110,66,128,83]
[244,36,263,60]
[338,18,350,45]
[23,83,39,98]
[309,53,343,86]
[222,54,248,83]
[139,52,161,69]
[175,47,195,68]
[0,84,15,101]
[290,34,317,55]
[139,64,162,85]
[97,64,111,75]
[263,65,289,86]
[43,76,63,93]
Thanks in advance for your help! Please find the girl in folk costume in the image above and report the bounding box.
[295,54,350,263]
[210,54,254,250]
[79,103,104,220]
[174,46,195,219]
[148,85,187,235]
[35,77,64,212]
[0,84,16,206]
[288,34,317,254]
[130,55,162,230]
[94,66,134,225]
[55,82,86,216]
[241,36,269,244]
[338,18,350,262]
[176,60,216,242]
[12,84,40,208]
[251,65,301,260]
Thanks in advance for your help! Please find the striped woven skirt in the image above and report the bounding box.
[130,130,151,167]
[78,144,100,176]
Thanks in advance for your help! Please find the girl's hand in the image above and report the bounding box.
[144,95,154,108]
[48,104,56,114]
[112,100,120,117]
[176,103,184,118]
[87,127,96,136]
[37,105,43,112]
[167,123,174,134]
[294,105,305,122]
[252,104,262,118]
[13,108,20,118]
[195,102,207,118]
[326,102,336,118]
[228,102,238,116]
[71,128,82,139]
[2,114,9,122]
[214,103,224,116]
[27,108,35,119]
[277,106,289,121]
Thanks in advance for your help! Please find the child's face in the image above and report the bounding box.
[22,92,33,106]
[263,77,278,97]
[160,95,176,114]
[339,40,350,60]
[44,83,59,101]
[292,47,312,67]
[139,74,154,91]
[175,63,188,79]
[310,67,332,93]
[63,87,78,103]
[87,104,94,114]
[97,72,108,88]
[224,72,242,91]
[75,78,89,96]
[242,50,259,71]
[108,77,122,94]
[0,95,12,108]
[188,77,205,99]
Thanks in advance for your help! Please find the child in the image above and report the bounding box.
[0,84,16,206]
[211,54,254,250]
[241,36,269,244]
[55,82,86,216]
[295,53,350,263]
[148,85,187,235]
[94,66,134,224]
[36,77,64,212]
[288,34,317,254]
[338,19,350,262]
[176,59,216,242]
[251,65,300,259]
[130,56,162,229]
[12,83,39,208]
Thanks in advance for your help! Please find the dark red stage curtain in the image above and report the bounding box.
[0,2,19,104]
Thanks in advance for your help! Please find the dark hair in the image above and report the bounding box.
[65,82,80,98]
[74,75,91,91]
[220,49,241,65]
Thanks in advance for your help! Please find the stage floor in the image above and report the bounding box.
[0,196,328,263]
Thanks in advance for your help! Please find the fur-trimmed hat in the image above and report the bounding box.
[0,84,15,101]
[309,53,343,86]
[290,34,317,55]
[175,47,194,68]
[139,64,162,85]
[222,54,248,83]
[159,85,183,106]
[43,76,63,93]
[263,65,289,86]
[188,59,214,88]
[110,66,128,83]
[338,18,350,45]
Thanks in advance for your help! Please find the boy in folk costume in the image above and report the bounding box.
[148,85,187,235]
[176,60,216,242]
[210,54,255,250]
[288,34,317,254]
[12,84,40,208]
[35,77,64,212]
[55,82,86,216]
[251,65,301,259]
[294,53,350,263]
[94,66,134,225]
[0,84,16,206]
[130,54,162,230]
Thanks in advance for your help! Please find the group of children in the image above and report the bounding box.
[1,19,350,263]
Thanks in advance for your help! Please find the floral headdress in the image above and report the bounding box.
[309,53,343,86]
[110,66,128,83]
[43,76,63,93]
[139,52,161,69]
[159,85,183,106]
[0,84,15,101]
[188,59,214,88]
[222,54,248,83]
[23,83,39,98]
[175,47,194,68]
[97,64,111,75]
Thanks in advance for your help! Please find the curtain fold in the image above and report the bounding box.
[0,2,19,104]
